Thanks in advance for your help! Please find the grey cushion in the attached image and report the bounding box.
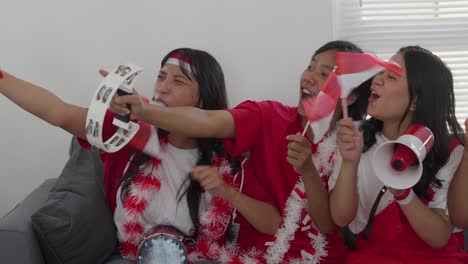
[31,137,118,264]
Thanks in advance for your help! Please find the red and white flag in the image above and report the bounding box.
[128,122,161,158]
[127,120,191,173]
[302,71,341,143]
[106,93,192,174]
[336,52,402,98]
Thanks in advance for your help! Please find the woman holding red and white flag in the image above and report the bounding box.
[449,118,468,230]
[110,41,372,263]
[330,46,468,263]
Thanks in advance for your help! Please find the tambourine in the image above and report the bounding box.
[85,64,143,152]
[136,225,192,264]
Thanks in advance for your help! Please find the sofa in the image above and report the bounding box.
[0,137,129,264]
[1,137,467,264]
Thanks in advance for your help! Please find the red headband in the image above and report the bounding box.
[165,53,192,72]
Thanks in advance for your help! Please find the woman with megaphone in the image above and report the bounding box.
[449,118,468,229]
[329,46,468,263]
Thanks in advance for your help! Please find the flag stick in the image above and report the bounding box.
[302,120,310,136]
[341,98,348,119]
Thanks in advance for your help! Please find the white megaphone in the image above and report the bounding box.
[373,124,434,189]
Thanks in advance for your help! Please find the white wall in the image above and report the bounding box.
[0,0,333,217]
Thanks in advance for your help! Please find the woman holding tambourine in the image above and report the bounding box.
[0,48,282,263]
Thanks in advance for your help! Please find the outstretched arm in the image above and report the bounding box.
[192,165,281,235]
[0,70,87,139]
[110,90,236,139]
[448,119,468,228]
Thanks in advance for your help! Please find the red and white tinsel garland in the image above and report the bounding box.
[187,156,268,263]
[187,133,338,264]
[263,134,336,264]
[119,138,239,261]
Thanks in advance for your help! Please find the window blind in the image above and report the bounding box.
[333,0,468,125]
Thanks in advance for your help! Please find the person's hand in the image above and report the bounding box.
[99,69,148,120]
[286,133,315,176]
[337,118,363,164]
[110,90,147,120]
[191,165,232,199]
[98,69,109,78]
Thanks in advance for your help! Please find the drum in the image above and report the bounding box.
[136,225,193,264]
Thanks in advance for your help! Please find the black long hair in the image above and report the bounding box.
[120,48,240,236]
[312,40,371,121]
[361,46,464,198]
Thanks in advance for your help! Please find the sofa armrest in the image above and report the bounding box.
[0,178,57,264]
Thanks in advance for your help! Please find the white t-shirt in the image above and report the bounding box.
[114,143,213,239]
[329,132,463,234]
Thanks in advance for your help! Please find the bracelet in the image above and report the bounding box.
[394,189,414,205]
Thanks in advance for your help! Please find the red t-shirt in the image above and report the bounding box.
[223,100,347,261]
[223,101,303,210]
